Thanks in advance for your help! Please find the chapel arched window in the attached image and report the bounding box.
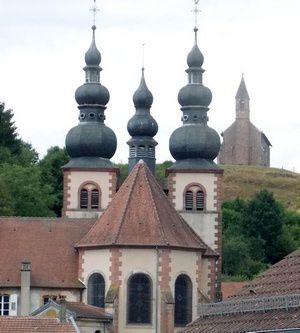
[87,273,105,308]
[127,273,152,324]
[174,274,192,326]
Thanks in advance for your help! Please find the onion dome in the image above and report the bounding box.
[127,68,158,174]
[64,25,117,168]
[187,28,204,68]
[169,27,220,169]
[85,25,101,66]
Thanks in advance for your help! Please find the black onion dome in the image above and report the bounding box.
[65,123,117,159]
[85,25,101,66]
[178,84,212,107]
[133,69,154,108]
[75,83,110,106]
[127,114,158,137]
[169,125,220,161]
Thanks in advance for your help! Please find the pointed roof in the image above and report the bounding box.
[76,161,215,254]
[235,76,249,100]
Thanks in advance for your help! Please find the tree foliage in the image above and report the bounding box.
[222,189,297,280]
[39,146,70,216]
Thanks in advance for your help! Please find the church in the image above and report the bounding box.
[218,76,272,167]
[0,3,223,333]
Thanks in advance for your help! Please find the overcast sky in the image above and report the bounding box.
[0,0,299,172]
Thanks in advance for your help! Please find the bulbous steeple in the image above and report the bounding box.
[127,68,158,174]
[65,25,117,168]
[169,27,220,170]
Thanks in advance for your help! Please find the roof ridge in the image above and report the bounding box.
[143,165,168,246]
[113,165,140,244]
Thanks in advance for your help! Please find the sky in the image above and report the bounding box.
[0,0,300,172]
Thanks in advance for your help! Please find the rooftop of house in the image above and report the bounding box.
[0,316,77,333]
[32,300,112,321]
[182,248,300,333]
[0,218,95,288]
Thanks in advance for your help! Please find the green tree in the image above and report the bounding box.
[39,146,70,216]
[244,189,285,263]
[0,164,54,217]
[0,102,20,157]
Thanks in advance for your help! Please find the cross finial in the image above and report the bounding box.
[191,0,201,28]
[90,0,100,26]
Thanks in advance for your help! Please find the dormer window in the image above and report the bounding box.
[79,183,101,210]
[184,184,206,211]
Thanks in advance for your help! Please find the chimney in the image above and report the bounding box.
[59,296,67,323]
[20,260,31,316]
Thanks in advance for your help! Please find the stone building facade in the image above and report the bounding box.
[218,77,271,167]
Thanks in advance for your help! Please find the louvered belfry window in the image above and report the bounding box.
[80,189,88,209]
[196,190,204,211]
[91,189,99,209]
[128,274,152,324]
[184,185,205,211]
[185,191,193,210]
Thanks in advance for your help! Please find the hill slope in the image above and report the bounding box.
[221,165,300,211]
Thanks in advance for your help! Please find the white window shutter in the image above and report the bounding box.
[9,294,18,316]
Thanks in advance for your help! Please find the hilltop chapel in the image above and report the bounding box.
[218,76,272,167]
[0,4,223,333]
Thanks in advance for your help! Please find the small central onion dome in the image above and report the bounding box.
[65,123,117,159]
[178,84,212,107]
[169,124,220,161]
[75,83,110,106]
[127,115,158,137]
[85,25,101,66]
[133,69,154,108]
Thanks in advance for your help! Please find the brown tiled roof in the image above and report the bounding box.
[183,308,300,333]
[0,218,95,288]
[221,282,246,299]
[59,301,112,320]
[77,161,215,254]
[231,248,300,299]
[0,316,76,333]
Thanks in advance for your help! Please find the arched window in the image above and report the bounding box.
[91,189,99,209]
[174,274,192,326]
[185,191,193,210]
[128,273,152,324]
[79,183,101,210]
[80,189,88,209]
[184,184,206,211]
[87,273,105,308]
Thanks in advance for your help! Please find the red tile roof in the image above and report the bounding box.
[0,218,95,288]
[0,316,76,333]
[63,301,111,320]
[183,308,300,333]
[231,248,300,299]
[77,161,216,254]
[221,282,246,299]
[181,248,300,333]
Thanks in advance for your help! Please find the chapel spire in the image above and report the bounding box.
[235,75,250,119]
[127,68,158,174]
